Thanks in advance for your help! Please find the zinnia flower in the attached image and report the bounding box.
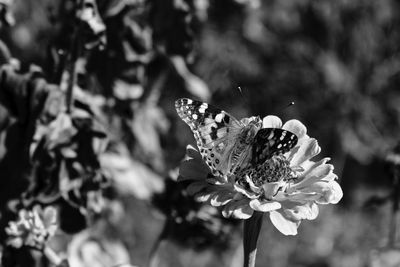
[5,205,58,249]
[178,115,343,235]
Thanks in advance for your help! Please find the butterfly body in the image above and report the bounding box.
[175,98,298,177]
[228,118,261,174]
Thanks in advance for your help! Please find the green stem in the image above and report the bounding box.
[243,211,264,267]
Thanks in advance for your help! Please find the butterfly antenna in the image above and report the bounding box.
[238,86,243,95]
[237,86,250,106]
[273,101,295,118]
[286,101,295,108]
[279,101,295,112]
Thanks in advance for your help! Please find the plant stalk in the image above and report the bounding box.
[243,211,264,267]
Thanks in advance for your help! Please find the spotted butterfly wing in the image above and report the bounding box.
[251,128,298,165]
[175,98,247,176]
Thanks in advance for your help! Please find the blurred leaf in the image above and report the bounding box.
[363,195,391,209]
[130,103,170,171]
[68,229,131,267]
[113,79,144,100]
[369,247,400,267]
[77,0,107,50]
[170,56,210,101]
[100,146,164,199]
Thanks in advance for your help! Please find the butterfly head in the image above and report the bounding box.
[240,116,262,128]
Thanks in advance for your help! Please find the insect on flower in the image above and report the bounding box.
[175,98,298,177]
[176,98,343,235]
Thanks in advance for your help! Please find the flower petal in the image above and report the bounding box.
[193,185,220,202]
[290,138,321,166]
[283,202,319,221]
[328,181,343,204]
[194,191,212,202]
[299,157,331,178]
[282,120,307,139]
[210,191,236,206]
[222,199,253,219]
[262,115,282,128]
[282,192,320,202]
[234,184,259,199]
[314,180,343,204]
[292,163,334,190]
[263,181,284,199]
[249,199,281,212]
[321,173,338,182]
[269,210,300,236]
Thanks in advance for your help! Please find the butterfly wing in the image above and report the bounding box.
[175,98,244,176]
[252,128,298,165]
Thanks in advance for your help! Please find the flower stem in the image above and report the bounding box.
[243,211,264,267]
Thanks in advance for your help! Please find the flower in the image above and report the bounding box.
[178,115,343,235]
[5,205,58,249]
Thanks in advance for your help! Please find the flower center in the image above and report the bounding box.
[247,155,294,187]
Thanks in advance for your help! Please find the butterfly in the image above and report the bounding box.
[175,98,298,177]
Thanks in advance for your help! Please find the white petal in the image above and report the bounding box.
[321,173,338,182]
[282,120,307,139]
[293,164,334,190]
[290,138,321,166]
[314,181,343,204]
[249,199,281,212]
[269,210,300,236]
[194,191,212,202]
[210,191,235,206]
[262,181,284,199]
[329,181,343,204]
[222,199,254,219]
[299,157,331,178]
[284,191,320,202]
[262,115,282,128]
[233,183,259,199]
[283,202,319,220]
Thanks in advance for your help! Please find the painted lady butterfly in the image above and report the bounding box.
[175,98,298,177]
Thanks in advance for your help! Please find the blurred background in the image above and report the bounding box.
[1,0,400,266]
